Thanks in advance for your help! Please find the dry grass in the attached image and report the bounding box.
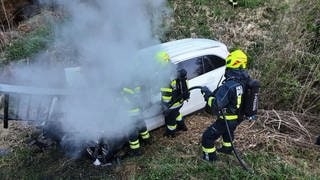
[148,109,320,160]
[1,108,319,162]
[0,109,319,178]
[236,110,319,151]
[0,121,35,151]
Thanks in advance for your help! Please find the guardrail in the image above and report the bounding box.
[0,83,68,128]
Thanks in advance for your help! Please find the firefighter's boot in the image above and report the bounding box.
[217,146,233,155]
[140,131,152,145]
[141,137,152,145]
[203,152,218,162]
[128,148,142,157]
[177,123,188,131]
[128,139,142,157]
[163,129,176,138]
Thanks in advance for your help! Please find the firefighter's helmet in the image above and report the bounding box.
[226,50,247,69]
[155,51,170,66]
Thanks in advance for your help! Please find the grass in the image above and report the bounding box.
[3,26,53,63]
[1,139,319,179]
[238,0,267,8]
[167,0,320,113]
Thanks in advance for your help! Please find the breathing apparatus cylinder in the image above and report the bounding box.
[243,79,260,120]
[177,69,190,101]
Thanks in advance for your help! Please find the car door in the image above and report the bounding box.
[178,55,226,115]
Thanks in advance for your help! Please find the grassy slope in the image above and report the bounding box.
[165,0,320,114]
[0,0,320,179]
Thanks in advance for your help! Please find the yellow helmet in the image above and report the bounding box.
[226,50,248,69]
[155,51,170,66]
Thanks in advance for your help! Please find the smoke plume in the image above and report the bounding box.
[36,0,173,156]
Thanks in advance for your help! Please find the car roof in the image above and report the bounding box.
[140,38,229,64]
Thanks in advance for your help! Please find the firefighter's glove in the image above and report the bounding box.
[201,86,211,101]
[247,115,257,121]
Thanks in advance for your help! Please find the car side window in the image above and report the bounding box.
[177,57,203,79]
[202,55,226,73]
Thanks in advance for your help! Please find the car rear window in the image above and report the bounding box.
[203,55,226,73]
[177,57,203,79]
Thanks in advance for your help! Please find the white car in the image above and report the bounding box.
[64,38,229,131]
[138,38,229,130]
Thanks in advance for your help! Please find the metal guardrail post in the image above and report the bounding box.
[4,94,9,128]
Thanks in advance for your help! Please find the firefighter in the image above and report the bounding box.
[200,49,250,161]
[122,84,151,156]
[157,51,190,138]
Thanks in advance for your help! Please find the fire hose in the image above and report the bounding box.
[220,109,254,174]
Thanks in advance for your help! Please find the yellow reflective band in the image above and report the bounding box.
[219,115,238,120]
[171,80,176,87]
[129,140,139,145]
[123,88,134,94]
[202,146,216,153]
[129,140,140,149]
[142,134,150,139]
[140,130,149,136]
[161,88,173,92]
[130,143,140,149]
[167,124,177,130]
[129,108,140,113]
[208,97,214,107]
[162,96,172,103]
[170,102,182,109]
[162,96,172,100]
[134,86,141,92]
[176,114,182,121]
[140,131,150,139]
[237,95,242,108]
[223,141,232,147]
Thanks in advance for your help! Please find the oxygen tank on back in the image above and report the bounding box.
[243,79,260,120]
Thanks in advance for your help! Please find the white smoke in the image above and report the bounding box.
[0,0,174,158]
[38,0,174,156]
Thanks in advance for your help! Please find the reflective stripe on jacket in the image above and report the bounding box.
[122,86,142,115]
[161,79,188,109]
[207,79,243,119]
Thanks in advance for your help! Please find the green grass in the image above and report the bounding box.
[238,0,267,8]
[136,147,319,179]
[3,26,53,62]
[166,0,320,113]
[1,141,318,179]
